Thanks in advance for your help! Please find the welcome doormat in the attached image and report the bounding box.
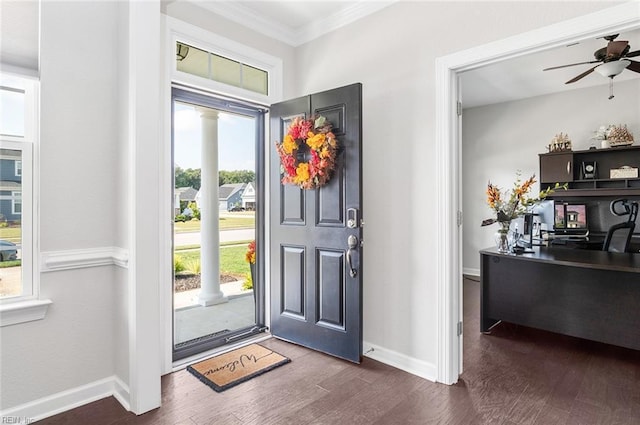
[187,343,291,392]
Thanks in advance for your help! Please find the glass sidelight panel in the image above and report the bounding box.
[172,92,263,360]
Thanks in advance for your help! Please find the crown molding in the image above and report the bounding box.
[196,1,397,47]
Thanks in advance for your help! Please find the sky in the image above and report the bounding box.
[173,102,256,172]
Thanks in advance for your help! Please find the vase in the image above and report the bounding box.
[494,221,513,253]
[249,263,256,289]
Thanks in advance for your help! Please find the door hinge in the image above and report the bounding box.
[457,321,463,336]
[457,101,462,116]
[457,210,463,227]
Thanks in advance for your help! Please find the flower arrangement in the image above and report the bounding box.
[592,124,615,141]
[275,115,338,189]
[243,240,255,291]
[245,240,256,264]
[481,172,565,227]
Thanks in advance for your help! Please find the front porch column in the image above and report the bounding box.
[197,108,227,306]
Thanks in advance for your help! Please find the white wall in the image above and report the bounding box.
[462,79,640,274]
[0,0,39,71]
[1,1,123,410]
[291,1,618,372]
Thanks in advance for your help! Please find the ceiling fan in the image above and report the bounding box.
[543,34,640,98]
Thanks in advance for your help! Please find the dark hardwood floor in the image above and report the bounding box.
[37,278,640,424]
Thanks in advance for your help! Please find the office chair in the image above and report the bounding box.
[603,199,638,253]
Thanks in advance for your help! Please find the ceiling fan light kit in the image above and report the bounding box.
[594,60,630,78]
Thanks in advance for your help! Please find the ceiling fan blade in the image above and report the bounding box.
[607,40,628,57]
[626,60,640,73]
[543,60,600,71]
[565,66,597,84]
[625,49,640,58]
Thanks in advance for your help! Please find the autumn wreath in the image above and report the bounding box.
[275,115,338,189]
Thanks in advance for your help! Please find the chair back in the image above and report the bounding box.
[603,221,635,253]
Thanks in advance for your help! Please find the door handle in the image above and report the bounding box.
[346,234,358,278]
[567,161,571,176]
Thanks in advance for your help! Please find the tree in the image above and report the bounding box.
[219,170,255,185]
[174,166,201,190]
[175,167,254,188]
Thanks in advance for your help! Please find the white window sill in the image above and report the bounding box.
[0,299,52,327]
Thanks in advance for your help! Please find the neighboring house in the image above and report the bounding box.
[241,181,256,211]
[173,186,198,215]
[0,149,22,223]
[218,183,246,211]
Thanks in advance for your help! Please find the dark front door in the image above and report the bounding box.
[269,83,363,363]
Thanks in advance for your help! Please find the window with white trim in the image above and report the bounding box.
[0,73,37,307]
[11,191,22,215]
[176,42,269,95]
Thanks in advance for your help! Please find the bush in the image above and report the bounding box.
[174,255,186,273]
[188,202,200,220]
[184,257,201,274]
[242,272,253,290]
[174,214,186,222]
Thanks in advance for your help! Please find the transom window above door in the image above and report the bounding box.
[176,42,268,96]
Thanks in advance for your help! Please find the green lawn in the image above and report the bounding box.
[175,245,250,276]
[0,226,21,243]
[0,260,20,268]
[174,216,255,233]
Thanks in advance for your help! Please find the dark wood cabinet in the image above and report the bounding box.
[539,145,640,197]
[540,152,573,183]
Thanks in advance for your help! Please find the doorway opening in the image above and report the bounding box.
[171,87,266,361]
[436,4,640,384]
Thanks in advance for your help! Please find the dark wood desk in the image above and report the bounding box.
[480,247,640,351]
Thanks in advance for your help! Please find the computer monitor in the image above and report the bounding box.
[533,200,554,232]
[554,202,588,233]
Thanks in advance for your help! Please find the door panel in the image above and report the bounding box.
[270,83,362,362]
[281,245,306,318]
[281,184,305,225]
[317,165,345,226]
[316,249,346,330]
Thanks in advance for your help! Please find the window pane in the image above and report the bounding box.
[176,43,209,79]
[12,191,21,214]
[242,64,268,95]
[211,54,241,88]
[175,41,270,96]
[0,149,23,298]
[0,86,25,137]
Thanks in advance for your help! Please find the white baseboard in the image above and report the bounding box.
[40,247,129,272]
[363,341,437,382]
[0,376,130,422]
[463,267,480,277]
